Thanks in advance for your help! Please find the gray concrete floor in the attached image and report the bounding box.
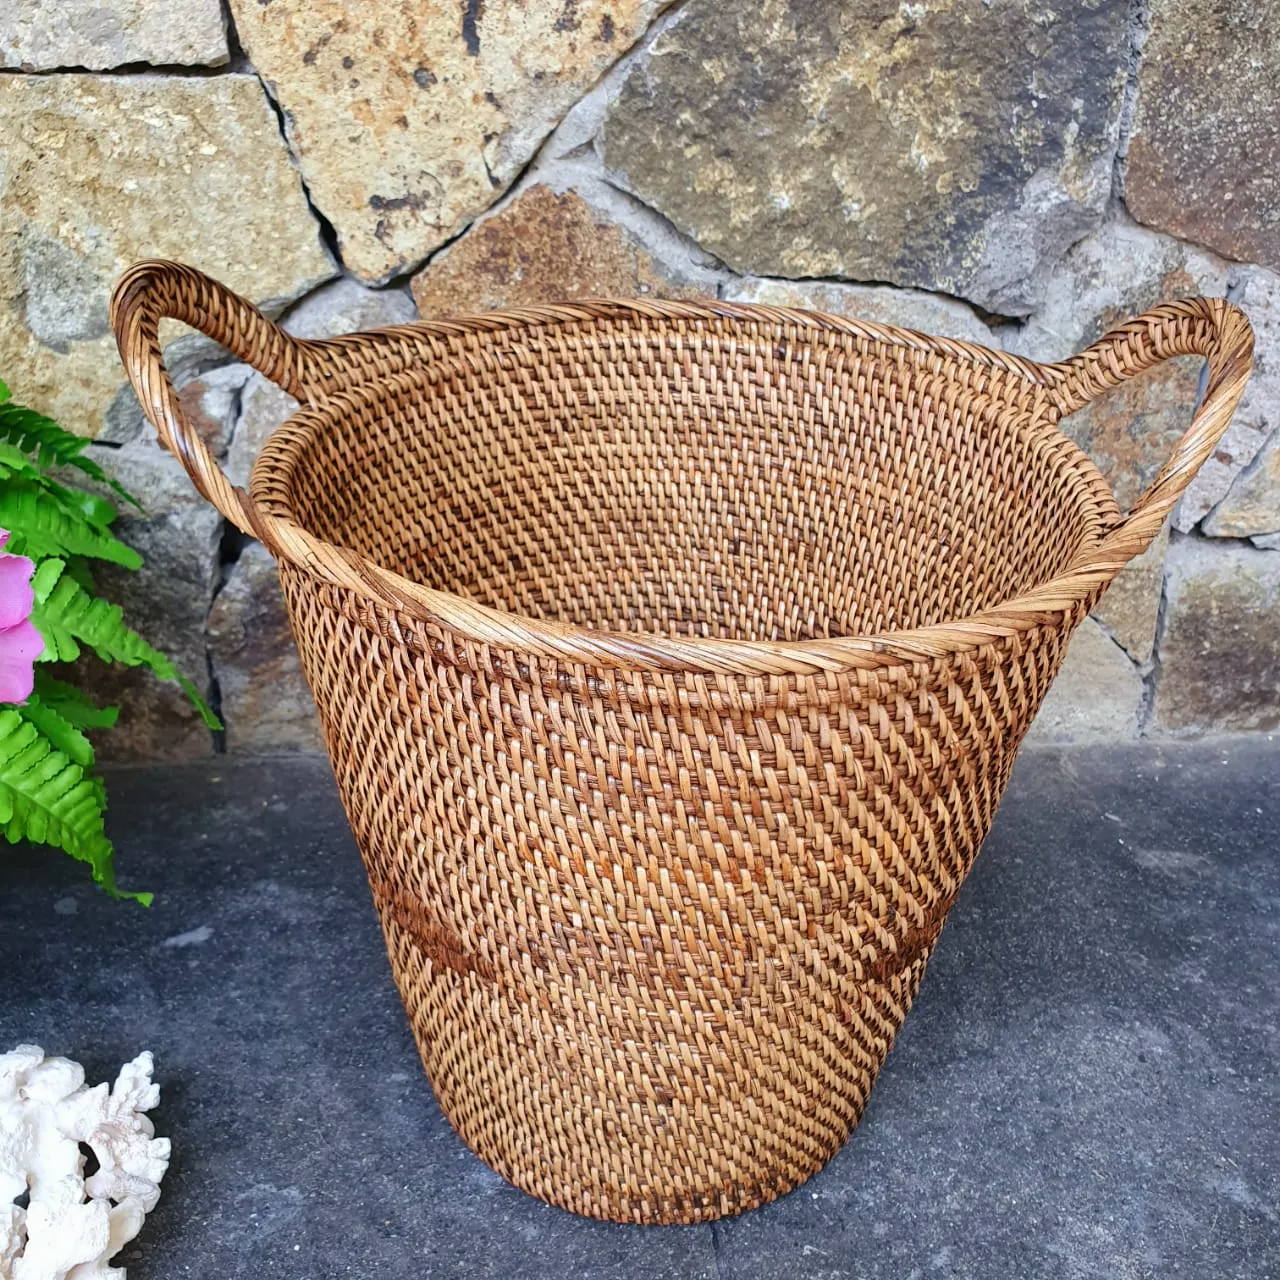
[2,740,1278,1279]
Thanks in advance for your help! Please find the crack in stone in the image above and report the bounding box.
[1111,0,1152,203]
[462,0,484,56]
[717,266,1023,332]
[217,0,253,71]
[253,67,344,269]
[1139,526,1176,734]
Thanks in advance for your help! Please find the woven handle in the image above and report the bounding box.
[1045,296,1254,569]
[111,260,325,544]
[109,259,623,660]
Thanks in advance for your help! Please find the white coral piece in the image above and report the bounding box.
[0,1046,169,1280]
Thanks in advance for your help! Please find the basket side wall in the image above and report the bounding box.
[276,565,1083,1222]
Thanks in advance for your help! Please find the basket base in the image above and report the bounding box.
[495,1144,840,1226]
[390,935,935,1225]
[419,1039,862,1225]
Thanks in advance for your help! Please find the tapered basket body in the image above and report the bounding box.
[112,263,1253,1224]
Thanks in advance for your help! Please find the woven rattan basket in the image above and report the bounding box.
[113,261,1252,1224]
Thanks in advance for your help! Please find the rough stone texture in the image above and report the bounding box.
[65,363,260,762]
[228,0,669,283]
[0,74,336,439]
[1014,218,1231,357]
[1154,539,1280,735]
[76,435,223,762]
[1009,218,1259,530]
[1255,533,1280,551]
[1094,527,1168,666]
[96,333,248,449]
[85,351,248,765]
[0,0,227,70]
[171,363,253,457]
[602,0,1128,316]
[1069,357,1207,517]
[208,541,324,755]
[1203,267,1280,540]
[1059,344,1202,513]
[1207,432,1280,541]
[6,743,1278,1274]
[722,278,996,345]
[1207,434,1280,541]
[1126,0,1280,271]
[411,184,708,316]
[1024,617,1144,744]
[225,374,299,491]
[280,274,419,339]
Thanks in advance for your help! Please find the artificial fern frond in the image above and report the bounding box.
[31,670,119,731]
[25,678,115,813]
[30,559,221,729]
[48,485,120,532]
[0,708,145,902]
[31,556,163,663]
[0,400,93,468]
[0,484,142,569]
[0,442,47,484]
[0,401,142,510]
[18,693,97,770]
[17,696,106,814]
[0,449,121,536]
[0,377,206,904]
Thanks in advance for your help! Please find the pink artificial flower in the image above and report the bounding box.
[0,528,43,704]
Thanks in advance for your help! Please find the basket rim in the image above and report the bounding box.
[110,262,1250,679]
[249,304,1124,676]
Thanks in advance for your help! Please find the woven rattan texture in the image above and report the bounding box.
[261,323,1105,643]
[257,316,1104,1220]
[111,262,1253,1223]
[285,569,1077,1221]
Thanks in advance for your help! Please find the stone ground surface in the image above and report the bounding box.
[2,741,1277,1279]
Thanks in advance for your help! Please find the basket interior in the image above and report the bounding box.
[254,315,1117,644]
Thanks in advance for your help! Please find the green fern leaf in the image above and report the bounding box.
[0,708,145,902]
[49,485,119,531]
[18,693,96,769]
[0,485,142,569]
[29,560,221,729]
[0,380,209,903]
[0,402,143,511]
[0,402,91,467]
[31,671,119,731]
[31,557,67,602]
[0,451,120,532]
[0,442,46,483]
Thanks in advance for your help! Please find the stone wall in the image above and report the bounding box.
[2,0,1277,757]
